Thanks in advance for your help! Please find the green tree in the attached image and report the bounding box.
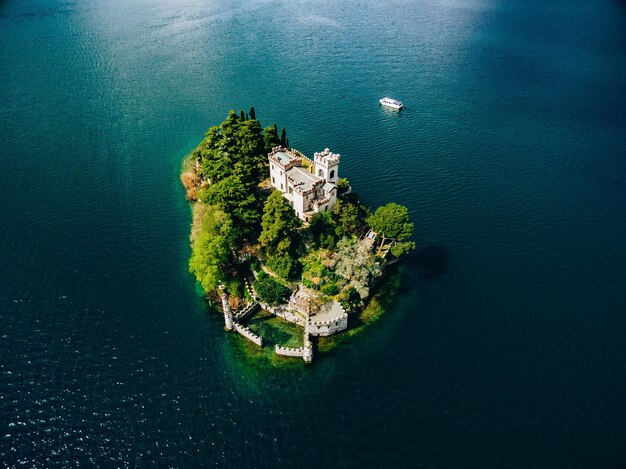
[280,127,287,146]
[188,205,237,293]
[390,241,415,257]
[201,204,237,247]
[249,106,256,120]
[308,211,339,248]
[267,254,296,279]
[195,110,267,185]
[333,199,362,235]
[235,119,266,181]
[189,231,230,293]
[253,272,291,305]
[200,176,261,236]
[367,203,415,256]
[264,125,280,152]
[259,191,301,255]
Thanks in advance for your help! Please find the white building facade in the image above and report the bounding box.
[268,146,340,222]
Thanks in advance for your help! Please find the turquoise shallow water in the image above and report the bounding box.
[1,0,626,467]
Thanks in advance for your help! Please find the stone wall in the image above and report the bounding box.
[235,302,259,322]
[308,315,348,337]
[273,306,305,326]
[275,345,304,357]
[233,323,263,347]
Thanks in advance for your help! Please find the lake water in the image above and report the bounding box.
[1,0,625,467]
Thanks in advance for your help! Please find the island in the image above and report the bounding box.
[181,109,415,364]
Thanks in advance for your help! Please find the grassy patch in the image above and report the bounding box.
[247,310,303,348]
[227,310,305,368]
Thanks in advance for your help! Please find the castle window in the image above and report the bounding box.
[281,183,284,190]
[272,177,275,184]
[318,169,324,177]
[329,170,335,179]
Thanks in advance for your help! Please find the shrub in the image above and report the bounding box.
[337,177,350,195]
[267,254,296,279]
[321,283,339,296]
[254,274,290,306]
[225,277,244,298]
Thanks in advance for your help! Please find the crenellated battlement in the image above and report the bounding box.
[234,322,263,347]
[275,345,304,357]
[314,148,340,167]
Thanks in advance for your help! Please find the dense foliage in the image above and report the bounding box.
[189,205,234,293]
[259,191,301,254]
[253,272,291,306]
[367,202,416,257]
[189,111,286,293]
[259,191,301,279]
[187,110,416,306]
[193,110,284,239]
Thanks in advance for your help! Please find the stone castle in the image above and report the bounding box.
[268,146,340,222]
[216,147,347,363]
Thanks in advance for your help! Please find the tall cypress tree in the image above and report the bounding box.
[249,106,256,120]
[240,110,246,121]
[280,128,287,146]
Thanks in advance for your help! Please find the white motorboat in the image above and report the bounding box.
[379,97,404,110]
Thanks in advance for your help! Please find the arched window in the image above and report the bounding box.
[329,170,335,179]
[318,169,324,177]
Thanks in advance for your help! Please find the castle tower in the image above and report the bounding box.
[268,146,296,193]
[314,148,340,184]
[219,285,234,331]
[303,316,313,364]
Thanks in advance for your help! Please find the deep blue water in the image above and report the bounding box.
[1,0,626,467]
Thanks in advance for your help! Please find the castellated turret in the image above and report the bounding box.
[219,285,234,331]
[303,316,313,363]
[314,148,340,184]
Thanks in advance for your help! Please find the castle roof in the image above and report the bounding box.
[286,166,323,193]
[270,150,297,166]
